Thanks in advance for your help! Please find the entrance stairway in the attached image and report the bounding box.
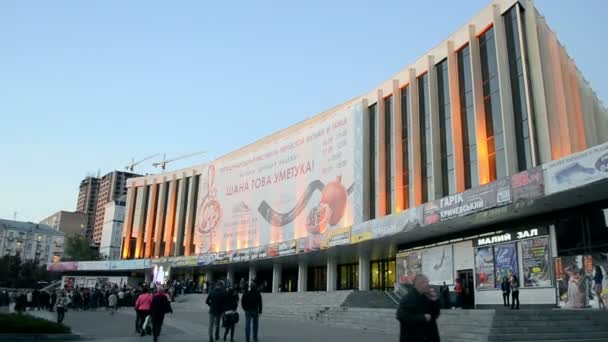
[341,290,397,309]
[260,291,352,321]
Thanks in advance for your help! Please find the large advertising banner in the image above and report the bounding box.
[423,178,511,225]
[555,254,608,309]
[396,250,422,285]
[544,141,608,194]
[109,259,149,270]
[511,167,544,202]
[48,262,78,272]
[351,207,421,244]
[77,261,110,271]
[195,104,362,254]
[421,245,454,285]
[320,226,351,249]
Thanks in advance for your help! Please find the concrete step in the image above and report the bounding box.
[488,332,608,341]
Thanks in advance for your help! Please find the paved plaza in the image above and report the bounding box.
[23,295,396,342]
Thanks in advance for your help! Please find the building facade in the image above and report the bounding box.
[99,196,127,260]
[55,0,608,308]
[77,176,100,242]
[92,171,139,245]
[0,219,64,265]
[40,211,87,237]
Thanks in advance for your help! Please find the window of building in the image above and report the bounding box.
[418,73,432,202]
[479,27,506,181]
[401,86,410,209]
[504,5,534,171]
[384,95,393,215]
[437,59,456,195]
[369,104,377,220]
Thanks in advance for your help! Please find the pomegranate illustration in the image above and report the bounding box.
[305,203,331,235]
[320,176,348,225]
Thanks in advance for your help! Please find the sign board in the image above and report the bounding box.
[472,226,549,247]
[320,226,351,249]
[351,207,421,244]
[544,141,608,194]
[511,167,544,202]
[77,261,110,271]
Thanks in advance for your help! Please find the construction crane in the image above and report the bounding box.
[152,151,207,171]
[125,154,160,172]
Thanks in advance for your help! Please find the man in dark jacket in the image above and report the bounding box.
[241,283,263,342]
[501,276,511,307]
[396,274,440,342]
[206,282,226,342]
[150,288,172,342]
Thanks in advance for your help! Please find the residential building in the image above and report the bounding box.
[0,219,64,265]
[76,176,100,243]
[40,211,87,237]
[99,196,126,260]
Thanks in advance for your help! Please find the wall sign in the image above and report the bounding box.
[473,227,549,247]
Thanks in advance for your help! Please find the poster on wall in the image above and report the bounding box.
[48,262,79,272]
[194,104,363,254]
[396,251,423,285]
[421,245,454,285]
[511,167,544,202]
[521,237,552,287]
[555,254,608,309]
[544,141,608,195]
[423,178,512,225]
[475,246,496,289]
[320,226,351,249]
[494,243,518,287]
[351,207,421,244]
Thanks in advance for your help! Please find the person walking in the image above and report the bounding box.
[50,291,57,312]
[223,287,239,342]
[439,282,450,309]
[108,292,118,315]
[207,282,227,342]
[135,287,153,336]
[594,266,605,310]
[150,288,173,342]
[117,289,125,309]
[241,283,263,342]
[26,291,33,311]
[396,274,441,342]
[510,274,520,310]
[501,276,511,308]
[55,292,66,324]
[454,279,463,309]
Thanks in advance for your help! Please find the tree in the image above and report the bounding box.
[0,255,58,288]
[63,234,100,261]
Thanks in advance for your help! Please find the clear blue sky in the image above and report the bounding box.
[1,0,606,222]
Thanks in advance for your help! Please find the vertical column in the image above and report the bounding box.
[205,271,214,286]
[493,4,519,176]
[326,257,337,292]
[549,224,558,258]
[163,176,178,257]
[298,261,308,292]
[134,182,149,258]
[376,89,387,217]
[121,186,137,259]
[174,174,188,256]
[469,24,491,185]
[392,80,404,212]
[428,55,442,200]
[447,41,466,193]
[227,268,235,286]
[521,0,551,164]
[153,180,168,258]
[184,172,198,256]
[409,68,423,206]
[362,99,371,221]
[358,253,370,291]
[144,182,158,258]
[248,266,257,286]
[272,264,282,293]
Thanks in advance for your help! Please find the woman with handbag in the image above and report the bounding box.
[222,287,239,342]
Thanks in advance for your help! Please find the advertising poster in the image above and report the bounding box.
[296,235,321,253]
[77,261,110,271]
[475,246,496,289]
[544,141,608,194]
[197,253,216,266]
[422,245,454,285]
[320,226,351,249]
[494,243,518,288]
[521,237,551,287]
[172,256,198,268]
[195,104,363,254]
[396,251,423,285]
[423,178,512,225]
[110,259,148,270]
[351,207,421,244]
[231,248,251,262]
[511,167,544,202]
[555,255,588,309]
[277,240,297,256]
[48,262,79,272]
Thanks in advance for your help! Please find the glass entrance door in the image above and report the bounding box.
[370,259,396,291]
[337,263,359,290]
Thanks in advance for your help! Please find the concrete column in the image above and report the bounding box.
[447,41,466,193]
[358,254,370,291]
[493,3,519,176]
[144,181,158,258]
[248,266,257,286]
[205,271,213,285]
[298,261,308,292]
[134,181,149,258]
[153,180,168,258]
[409,68,423,206]
[468,24,491,185]
[184,172,198,256]
[549,224,558,258]
[163,176,178,257]
[376,89,387,217]
[521,0,551,164]
[272,264,282,293]
[428,54,442,200]
[362,99,372,221]
[174,174,188,256]
[121,186,137,259]
[326,257,337,292]
[227,268,235,286]
[392,79,404,212]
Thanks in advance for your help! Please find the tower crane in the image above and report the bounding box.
[125,154,160,172]
[152,151,207,171]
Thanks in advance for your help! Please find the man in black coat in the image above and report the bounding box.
[206,281,226,342]
[241,283,263,342]
[396,274,441,342]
